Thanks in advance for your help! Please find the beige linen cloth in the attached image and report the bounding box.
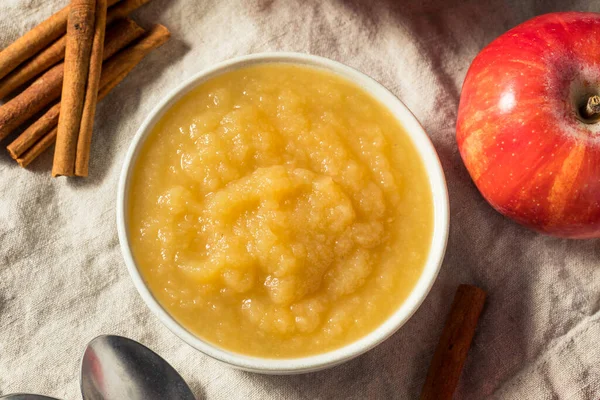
[1,0,599,399]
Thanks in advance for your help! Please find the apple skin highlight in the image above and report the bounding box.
[457,12,600,238]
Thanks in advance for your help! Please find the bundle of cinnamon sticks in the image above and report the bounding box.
[0,0,170,176]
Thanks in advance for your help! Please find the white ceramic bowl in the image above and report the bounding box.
[117,52,449,374]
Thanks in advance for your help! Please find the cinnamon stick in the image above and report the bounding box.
[52,0,99,177]
[0,0,120,82]
[74,0,108,177]
[0,0,152,100]
[419,285,486,400]
[0,18,144,142]
[13,25,171,168]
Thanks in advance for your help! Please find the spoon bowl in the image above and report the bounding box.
[80,335,195,400]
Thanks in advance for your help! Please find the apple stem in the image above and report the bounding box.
[582,95,600,121]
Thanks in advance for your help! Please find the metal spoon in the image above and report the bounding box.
[80,335,196,400]
[0,395,61,400]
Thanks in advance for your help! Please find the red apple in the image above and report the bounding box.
[457,12,600,238]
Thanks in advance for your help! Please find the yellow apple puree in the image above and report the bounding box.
[128,64,433,358]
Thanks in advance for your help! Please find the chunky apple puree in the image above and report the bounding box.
[128,64,433,358]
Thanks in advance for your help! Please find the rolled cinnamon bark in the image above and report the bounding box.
[419,285,486,400]
[74,0,108,177]
[0,0,120,82]
[0,0,151,100]
[0,18,144,142]
[13,25,171,168]
[52,0,99,177]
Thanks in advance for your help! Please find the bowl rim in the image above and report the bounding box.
[116,51,449,374]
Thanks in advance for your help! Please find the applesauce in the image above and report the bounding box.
[128,64,433,358]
